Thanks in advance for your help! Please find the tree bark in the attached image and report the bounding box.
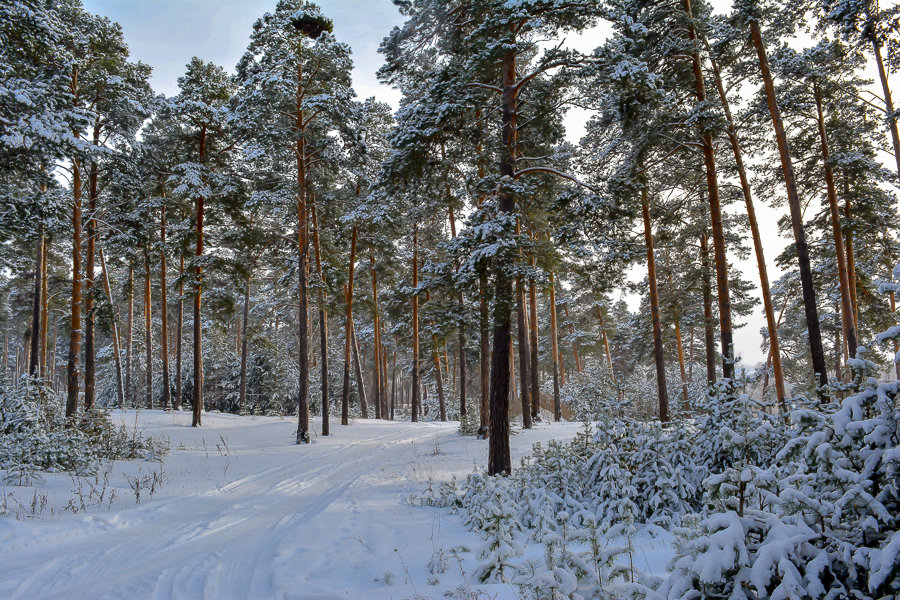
[342,227,358,424]
[486,43,521,474]
[39,234,49,378]
[548,271,561,422]
[144,244,152,409]
[844,198,859,332]
[700,232,716,385]
[411,227,420,423]
[295,47,310,443]
[371,254,384,419]
[684,0,734,379]
[193,122,207,427]
[516,275,532,429]
[29,232,42,377]
[352,321,367,418]
[674,318,689,412]
[159,202,171,409]
[98,248,125,408]
[872,36,900,184]
[813,79,857,361]
[310,196,329,433]
[642,189,668,422]
[749,19,828,391]
[528,251,540,420]
[175,252,184,410]
[84,124,100,410]
[66,154,83,419]
[479,270,490,435]
[707,45,785,405]
[126,264,133,406]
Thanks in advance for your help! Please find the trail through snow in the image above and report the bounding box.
[0,411,590,600]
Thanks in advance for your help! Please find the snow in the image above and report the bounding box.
[0,410,630,600]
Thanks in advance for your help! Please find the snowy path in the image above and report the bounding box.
[0,411,583,600]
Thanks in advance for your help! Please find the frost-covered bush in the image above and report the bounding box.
[662,354,900,599]
[0,380,168,483]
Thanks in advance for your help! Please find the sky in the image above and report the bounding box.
[79,0,896,368]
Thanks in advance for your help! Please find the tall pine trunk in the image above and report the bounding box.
[371,254,384,419]
[66,154,83,419]
[548,271,561,422]
[700,232,716,385]
[84,124,100,409]
[175,252,184,410]
[487,44,518,475]
[126,264,133,406]
[159,202,171,409]
[516,275,532,429]
[707,45,785,405]
[872,36,900,184]
[684,0,734,379]
[39,233,49,378]
[192,123,207,427]
[411,228,420,423]
[295,49,310,443]
[310,196,329,433]
[528,250,540,420]
[341,227,357,425]
[29,233,42,377]
[144,244,152,409]
[479,271,490,435]
[813,79,857,360]
[749,20,828,390]
[642,189,668,422]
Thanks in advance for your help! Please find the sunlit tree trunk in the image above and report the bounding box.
[684,0,734,380]
[707,46,785,405]
[749,19,828,391]
[813,79,857,360]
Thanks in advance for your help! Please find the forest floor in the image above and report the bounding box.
[0,411,671,599]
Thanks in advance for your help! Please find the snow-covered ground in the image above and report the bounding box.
[0,411,671,599]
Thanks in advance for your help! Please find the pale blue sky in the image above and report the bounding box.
[82,0,405,105]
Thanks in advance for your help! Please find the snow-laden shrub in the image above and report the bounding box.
[0,380,168,483]
[662,353,900,599]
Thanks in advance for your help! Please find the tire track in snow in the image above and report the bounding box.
[0,422,449,600]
